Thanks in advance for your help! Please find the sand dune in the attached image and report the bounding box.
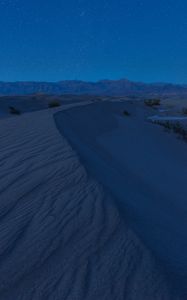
[55,101,187,298]
[0,105,173,299]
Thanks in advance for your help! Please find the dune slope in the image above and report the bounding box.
[0,107,172,299]
[55,101,187,298]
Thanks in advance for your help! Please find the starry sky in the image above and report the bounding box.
[0,0,187,83]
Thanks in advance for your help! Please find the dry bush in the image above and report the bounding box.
[123,110,131,116]
[144,99,161,107]
[9,106,21,115]
[48,100,61,108]
[154,120,187,141]
[182,107,187,115]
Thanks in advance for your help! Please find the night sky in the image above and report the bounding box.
[0,0,187,83]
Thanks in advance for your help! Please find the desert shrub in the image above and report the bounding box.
[182,107,187,115]
[123,110,130,116]
[48,100,61,108]
[154,120,187,141]
[144,99,161,107]
[172,122,187,139]
[9,106,21,115]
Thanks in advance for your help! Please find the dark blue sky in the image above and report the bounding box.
[0,0,187,83]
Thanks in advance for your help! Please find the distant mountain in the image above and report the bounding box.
[0,79,187,96]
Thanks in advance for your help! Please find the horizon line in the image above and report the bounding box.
[0,78,186,85]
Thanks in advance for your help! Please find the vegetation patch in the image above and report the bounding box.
[144,99,161,107]
[153,120,187,142]
[182,107,187,115]
[123,110,131,116]
[9,106,21,115]
[48,100,61,108]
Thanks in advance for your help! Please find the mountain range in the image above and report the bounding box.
[0,79,187,97]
